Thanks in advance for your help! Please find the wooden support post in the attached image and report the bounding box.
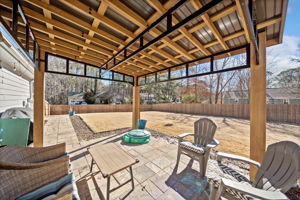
[132,76,140,129]
[250,31,267,180]
[33,50,45,147]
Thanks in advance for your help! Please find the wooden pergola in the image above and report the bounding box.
[0,0,288,179]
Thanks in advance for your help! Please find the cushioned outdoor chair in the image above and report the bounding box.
[177,118,219,177]
[0,143,69,200]
[210,141,300,200]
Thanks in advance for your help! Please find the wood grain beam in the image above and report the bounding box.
[58,0,175,67]
[235,0,251,43]
[250,31,267,180]
[104,0,196,60]
[0,5,158,73]
[21,0,169,70]
[147,0,210,56]
[41,0,55,49]
[190,0,230,51]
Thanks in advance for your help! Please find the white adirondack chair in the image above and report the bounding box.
[177,118,219,177]
[210,141,300,200]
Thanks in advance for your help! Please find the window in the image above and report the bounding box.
[101,70,112,79]
[47,54,67,73]
[125,75,133,83]
[86,65,99,77]
[69,60,84,75]
[157,70,168,81]
[171,67,186,79]
[139,77,146,85]
[189,62,210,75]
[146,74,155,83]
[114,72,124,81]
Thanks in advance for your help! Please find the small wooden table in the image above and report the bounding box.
[88,143,139,200]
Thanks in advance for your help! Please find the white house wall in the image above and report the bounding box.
[0,67,31,112]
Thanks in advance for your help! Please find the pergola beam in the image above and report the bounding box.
[132,76,140,129]
[249,31,267,180]
[100,0,223,73]
[1,10,148,74]
[236,0,251,43]
[190,0,230,51]
[44,52,135,84]
[138,44,250,85]
[21,0,171,69]
[147,0,211,56]
[103,0,196,60]
[33,50,45,147]
[40,0,55,50]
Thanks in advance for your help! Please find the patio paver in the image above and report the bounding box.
[44,115,212,199]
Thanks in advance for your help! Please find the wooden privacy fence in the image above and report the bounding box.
[50,104,152,115]
[49,103,300,123]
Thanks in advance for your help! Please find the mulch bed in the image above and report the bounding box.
[69,115,130,141]
[69,115,299,199]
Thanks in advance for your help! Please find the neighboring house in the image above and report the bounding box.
[267,88,300,104]
[140,92,154,104]
[223,90,249,104]
[68,90,123,104]
[95,90,122,104]
[223,88,300,104]
[67,92,85,105]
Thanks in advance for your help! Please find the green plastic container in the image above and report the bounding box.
[123,129,151,144]
[0,118,30,146]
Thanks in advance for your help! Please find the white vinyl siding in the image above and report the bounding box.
[0,68,31,112]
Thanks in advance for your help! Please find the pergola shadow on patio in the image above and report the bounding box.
[0,0,289,198]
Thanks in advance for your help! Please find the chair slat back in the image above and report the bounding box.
[253,141,300,193]
[194,118,217,146]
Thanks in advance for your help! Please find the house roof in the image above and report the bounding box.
[266,88,300,99]
[224,88,300,100]
[0,0,288,77]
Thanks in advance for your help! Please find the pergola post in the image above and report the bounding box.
[249,31,267,180]
[33,50,45,147]
[132,76,140,129]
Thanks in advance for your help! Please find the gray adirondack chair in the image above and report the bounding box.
[177,118,219,177]
[211,141,300,200]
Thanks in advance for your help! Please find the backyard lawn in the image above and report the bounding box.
[79,111,300,157]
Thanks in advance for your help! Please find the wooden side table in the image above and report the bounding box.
[88,143,139,200]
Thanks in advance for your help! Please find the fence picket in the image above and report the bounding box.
[49,103,299,123]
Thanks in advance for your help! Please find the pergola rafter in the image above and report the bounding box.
[0,0,284,75]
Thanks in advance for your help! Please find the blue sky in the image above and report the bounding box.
[267,0,300,74]
[284,0,300,36]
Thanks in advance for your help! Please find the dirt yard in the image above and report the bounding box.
[79,111,300,157]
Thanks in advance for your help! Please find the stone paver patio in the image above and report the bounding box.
[44,115,215,200]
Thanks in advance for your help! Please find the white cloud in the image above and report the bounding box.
[267,35,300,74]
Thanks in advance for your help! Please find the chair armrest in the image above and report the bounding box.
[0,155,69,170]
[207,139,219,148]
[178,133,194,142]
[217,152,261,168]
[220,178,288,200]
[1,143,66,163]
[178,133,194,139]
[29,143,66,161]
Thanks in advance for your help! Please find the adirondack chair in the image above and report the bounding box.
[210,141,300,200]
[177,118,219,177]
